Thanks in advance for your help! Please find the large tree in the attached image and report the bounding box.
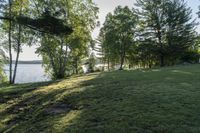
[135,0,168,67]
[135,0,196,67]
[0,0,34,84]
[0,0,16,84]
[100,6,137,70]
[11,0,32,83]
[36,0,98,79]
[164,0,196,65]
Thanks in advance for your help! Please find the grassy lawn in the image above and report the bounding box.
[1,64,200,133]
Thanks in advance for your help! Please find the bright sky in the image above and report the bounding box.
[17,0,200,61]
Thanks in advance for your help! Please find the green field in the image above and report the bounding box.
[1,65,200,133]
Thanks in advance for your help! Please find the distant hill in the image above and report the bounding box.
[12,60,42,64]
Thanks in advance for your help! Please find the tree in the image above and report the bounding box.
[100,6,137,70]
[135,0,167,67]
[0,0,34,84]
[135,0,196,67]
[164,0,196,65]
[98,19,112,70]
[36,0,98,79]
[8,0,12,84]
[93,39,105,71]
[37,35,67,79]
[69,36,89,75]
[0,47,7,83]
[12,0,31,84]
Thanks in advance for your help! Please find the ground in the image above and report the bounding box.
[1,64,200,133]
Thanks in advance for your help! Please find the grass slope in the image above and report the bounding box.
[1,65,200,133]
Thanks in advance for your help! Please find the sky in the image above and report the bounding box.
[17,0,200,61]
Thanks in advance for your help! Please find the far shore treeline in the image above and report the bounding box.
[9,60,42,64]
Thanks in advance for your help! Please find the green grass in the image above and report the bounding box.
[1,64,200,133]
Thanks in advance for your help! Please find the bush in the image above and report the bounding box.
[180,51,200,64]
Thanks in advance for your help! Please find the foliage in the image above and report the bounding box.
[0,0,199,84]
[0,0,36,84]
[16,14,73,36]
[134,0,196,67]
[36,0,98,79]
[0,49,7,83]
[100,6,137,70]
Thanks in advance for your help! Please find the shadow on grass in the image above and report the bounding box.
[1,69,200,133]
[0,80,70,132]
[0,81,58,104]
[50,71,200,133]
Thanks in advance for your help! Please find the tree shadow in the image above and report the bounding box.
[0,80,74,132]
[49,71,200,133]
[0,81,58,104]
[1,70,200,132]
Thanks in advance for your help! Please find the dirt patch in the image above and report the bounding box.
[5,94,42,114]
[6,119,18,129]
[0,98,6,103]
[45,103,74,115]
[0,87,38,104]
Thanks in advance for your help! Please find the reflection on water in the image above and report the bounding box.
[4,64,50,83]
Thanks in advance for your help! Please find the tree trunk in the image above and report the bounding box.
[63,45,68,75]
[8,0,12,84]
[129,64,131,69]
[160,55,164,67]
[46,42,57,78]
[107,57,110,71]
[12,24,22,83]
[119,43,125,70]
[157,29,164,67]
[119,56,124,70]
[75,58,78,74]
[58,39,64,78]
[12,6,22,84]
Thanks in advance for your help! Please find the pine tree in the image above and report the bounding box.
[164,0,196,64]
[135,0,196,66]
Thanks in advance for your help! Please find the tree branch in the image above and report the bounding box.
[0,16,11,20]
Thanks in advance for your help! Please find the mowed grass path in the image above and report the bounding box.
[1,65,200,133]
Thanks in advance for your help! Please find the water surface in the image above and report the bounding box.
[4,64,50,83]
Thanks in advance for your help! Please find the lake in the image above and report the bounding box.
[4,64,50,84]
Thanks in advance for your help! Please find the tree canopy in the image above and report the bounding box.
[0,0,199,83]
[99,6,137,70]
